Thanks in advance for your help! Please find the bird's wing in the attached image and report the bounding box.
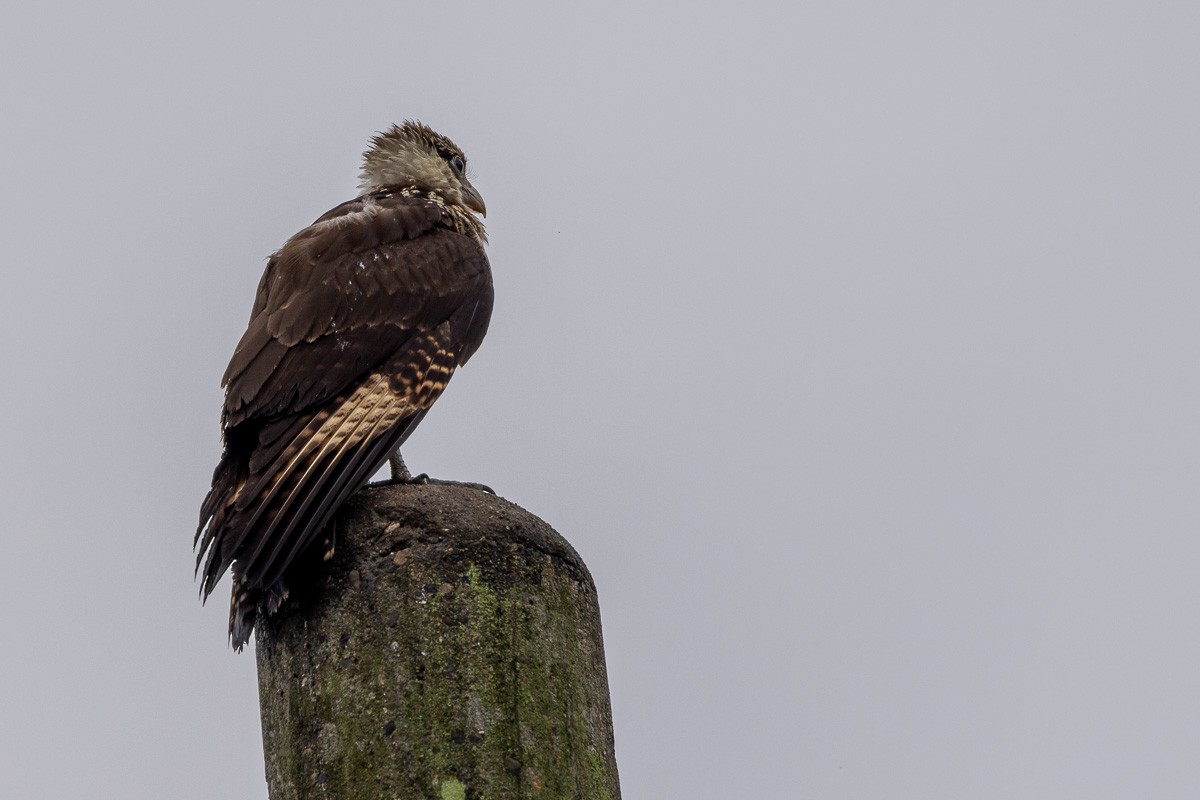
[234,328,459,585]
[221,195,491,427]
[196,194,493,646]
[199,323,457,587]
[202,324,463,648]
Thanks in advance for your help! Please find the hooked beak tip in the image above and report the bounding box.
[463,184,486,217]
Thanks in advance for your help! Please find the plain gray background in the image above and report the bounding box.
[3,1,1197,797]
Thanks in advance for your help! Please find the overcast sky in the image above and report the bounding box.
[3,1,1199,797]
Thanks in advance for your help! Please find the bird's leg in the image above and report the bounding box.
[394,449,431,486]
[389,450,412,482]
[370,450,414,486]
[378,448,495,494]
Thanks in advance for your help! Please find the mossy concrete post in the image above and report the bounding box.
[254,483,621,800]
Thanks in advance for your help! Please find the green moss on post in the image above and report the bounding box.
[254,483,621,800]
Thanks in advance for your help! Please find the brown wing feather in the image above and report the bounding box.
[197,190,492,650]
[222,196,489,427]
[217,331,458,648]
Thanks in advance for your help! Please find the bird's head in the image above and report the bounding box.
[358,121,486,217]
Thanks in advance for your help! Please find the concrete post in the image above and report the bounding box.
[254,483,621,800]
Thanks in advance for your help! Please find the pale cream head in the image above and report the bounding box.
[358,121,486,217]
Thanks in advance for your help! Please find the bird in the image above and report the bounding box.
[195,121,493,650]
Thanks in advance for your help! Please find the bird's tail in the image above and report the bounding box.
[229,579,259,652]
[228,577,289,651]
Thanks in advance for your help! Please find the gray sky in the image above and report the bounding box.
[3,1,1198,797]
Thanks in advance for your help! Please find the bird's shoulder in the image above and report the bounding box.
[260,193,487,330]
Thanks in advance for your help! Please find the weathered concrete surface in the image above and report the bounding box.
[255,483,621,800]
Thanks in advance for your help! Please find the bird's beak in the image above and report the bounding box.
[462,181,487,217]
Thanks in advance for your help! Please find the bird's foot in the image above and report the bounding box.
[405,474,496,495]
[369,452,493,494]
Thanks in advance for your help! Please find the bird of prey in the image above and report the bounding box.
[196,121,493,650]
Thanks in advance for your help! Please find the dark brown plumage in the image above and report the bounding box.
[196,122,493,649]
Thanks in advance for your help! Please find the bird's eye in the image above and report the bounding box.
[449,154,466,173]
